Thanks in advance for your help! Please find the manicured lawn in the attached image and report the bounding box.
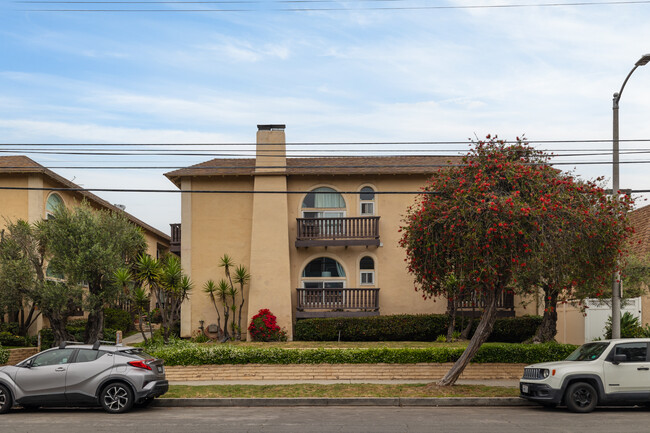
[163,384,519,399]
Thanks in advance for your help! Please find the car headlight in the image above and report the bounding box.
[541,369,550,378]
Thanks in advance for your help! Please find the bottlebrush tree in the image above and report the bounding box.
[400,135,633,386]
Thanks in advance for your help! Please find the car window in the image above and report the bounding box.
[565,342,609,361]
[613,343,648,362]
[75,349,100,363]
[32,349,75,367]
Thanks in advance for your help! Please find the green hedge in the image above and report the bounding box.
[0,331,31,347]
[147,341,576,366]
[104,308,133,332]
[294,314,543,343]
[0,344,8,365]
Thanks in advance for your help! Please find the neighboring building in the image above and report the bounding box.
[165,125,523,340]
[0,155,171,332]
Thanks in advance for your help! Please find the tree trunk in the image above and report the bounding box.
[137,312,148,343]
[47,315,73,346]
[532,285,559,343]
[222,307,230,342]
[19,303,41,337]
[446,297,457,342]
[438,289,501,386]
[460,317,473,340]
[84,309,104,344]
[237,297,245,341]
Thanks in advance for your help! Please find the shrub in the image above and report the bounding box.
[605,312,642,339]
[294,314,542,343]
[146,340,577,366]
[104,308,133,332]
[0,331,30,347]
[0,344,8,365]
[0,322,20,335]
[248,309,287,342]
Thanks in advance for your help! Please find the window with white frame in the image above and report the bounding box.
[360,256,375,285]
[359,186,375,216]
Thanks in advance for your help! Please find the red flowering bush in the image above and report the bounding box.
[400,135,634,385]
[248,309,287,342]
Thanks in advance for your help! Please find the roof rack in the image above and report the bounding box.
[58,340,120,350]
[59,341,85,349]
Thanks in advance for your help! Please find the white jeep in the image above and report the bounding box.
[520,338,650,413]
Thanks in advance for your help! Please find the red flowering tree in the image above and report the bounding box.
[400,136,633,386]
[248,309,287,342]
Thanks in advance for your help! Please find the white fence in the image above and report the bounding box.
[584,297,642,342]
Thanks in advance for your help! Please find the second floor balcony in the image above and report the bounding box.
[295,216,380,247]
[170,223,181,256]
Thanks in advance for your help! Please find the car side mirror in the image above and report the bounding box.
[19,360,32,368]
[613,354,627,365]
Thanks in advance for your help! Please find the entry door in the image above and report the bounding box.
[603,342,650,394]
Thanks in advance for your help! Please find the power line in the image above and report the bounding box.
[3,139,650,146]
[2,149,649,157]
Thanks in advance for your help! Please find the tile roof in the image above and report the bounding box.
[629,203,650,257]
[164,155,460,187]
[0,155,170,242]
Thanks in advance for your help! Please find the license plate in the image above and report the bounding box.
[157,366,163,373]
[521,385,529,393]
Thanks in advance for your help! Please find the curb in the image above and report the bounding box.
[154,397,533,407]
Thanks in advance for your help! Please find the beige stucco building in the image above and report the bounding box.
[0,155,171,333]
[165,125,527,340]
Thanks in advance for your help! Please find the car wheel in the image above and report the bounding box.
[0,385,13,414]
[565,382,598,413]
[100,383,134,414]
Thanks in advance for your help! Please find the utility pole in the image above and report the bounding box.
[611,53,650,339]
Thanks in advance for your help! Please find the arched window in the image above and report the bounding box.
[46,193,64,219]
[302,187,346,220]
[360,256,375,285]
[302,257,346,278]
[359,186,375,216]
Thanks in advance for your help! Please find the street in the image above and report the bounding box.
[1,406,650,432]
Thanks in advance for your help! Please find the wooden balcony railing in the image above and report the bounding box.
[296,288,380,318]
[170,223,181,256]
[456,291,515,317]
[296,217,380,247]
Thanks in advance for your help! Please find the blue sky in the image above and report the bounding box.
[2,1,650,233]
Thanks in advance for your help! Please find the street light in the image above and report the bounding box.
[611,53,650,339]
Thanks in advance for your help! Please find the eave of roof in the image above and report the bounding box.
[0,155,170,242]
[164,155,460,188]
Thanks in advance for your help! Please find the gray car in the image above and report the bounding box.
[0,341,168,414]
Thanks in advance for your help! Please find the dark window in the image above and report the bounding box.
[75,349,100,363]
[360,186,375,201]
[302,257,346,278]
[614,343,648,362]
[360,256,374,270]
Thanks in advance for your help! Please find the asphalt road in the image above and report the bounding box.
[2,406,650,433]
